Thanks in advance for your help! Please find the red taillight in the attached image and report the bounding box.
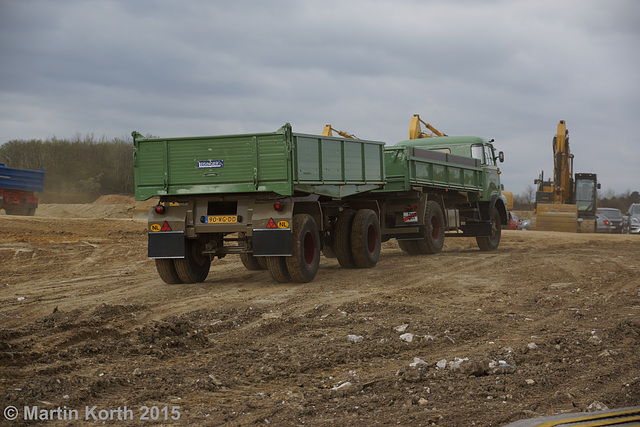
[274,201,284,211]
[603,219,610,226]
[155,204,165,214]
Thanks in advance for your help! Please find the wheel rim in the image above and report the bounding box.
[490,213,500,241]
[303,230,317,267]
[431,214,442,241]
[366,223,378,255]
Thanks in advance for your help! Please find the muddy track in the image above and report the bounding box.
[1,210,639,426]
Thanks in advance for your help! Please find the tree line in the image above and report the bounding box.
[0,134,134,203]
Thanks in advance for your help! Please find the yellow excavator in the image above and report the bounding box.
[322,125,358,139]
[409,114,447,139]
[535,120,599,232]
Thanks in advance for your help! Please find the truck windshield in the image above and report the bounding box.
[575,180,595,212]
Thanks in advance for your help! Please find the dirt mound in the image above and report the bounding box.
[92,194,138,205]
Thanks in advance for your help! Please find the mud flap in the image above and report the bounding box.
[252,229,292,256]
[148,231,185,258]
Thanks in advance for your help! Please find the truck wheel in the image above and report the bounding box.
[155,259,183,284]
[266,256,292,283]
[240,252,267,270]
[399,202,445,255]
[334,209,357,268]
[397,240,412,253]
[323,232,337,258]
[476,209,501,251]
[174,239,211,283]
[286,214,320,282]
[350,209,381,268]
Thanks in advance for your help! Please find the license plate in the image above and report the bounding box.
[207,215,237,224]
[403,212,418,223]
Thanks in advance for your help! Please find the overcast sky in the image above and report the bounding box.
[1,0,638,196]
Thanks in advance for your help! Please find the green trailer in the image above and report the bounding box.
[133,124,384,201]
[133,125,507,284]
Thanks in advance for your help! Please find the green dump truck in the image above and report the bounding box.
[133,124,507,284]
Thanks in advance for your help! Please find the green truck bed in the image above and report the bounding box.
[381,145,483,193]
[133,124,385,201]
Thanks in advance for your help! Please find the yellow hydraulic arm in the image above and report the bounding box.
[552,120,574,204]
[322,125,358,139]
[409,114,447,139]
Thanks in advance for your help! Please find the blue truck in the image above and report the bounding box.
[0,164,45,216]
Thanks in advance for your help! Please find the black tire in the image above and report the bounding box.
[350,209,381,268]
[174,239,211,283]
[334,209,357,268]
[397,239,414,253]
[257,256,268,270]
[323,231,337,258]
[285,214,321,282]
[240,252,266,270]
[398,201,445,255]
[266,256,292,283]
[155,259,183,284]
[476,208,501,251]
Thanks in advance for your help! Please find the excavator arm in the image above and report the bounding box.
[409,114,447,139]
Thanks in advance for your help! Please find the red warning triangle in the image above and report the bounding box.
[161,221,172,231]
[266,218,277,229]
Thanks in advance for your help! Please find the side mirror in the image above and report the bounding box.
[597,183,601,189]
[498,151,504,163]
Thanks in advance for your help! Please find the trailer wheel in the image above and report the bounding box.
[334,209,357,268]
[155,259,183,284]
[397,240,415,253]
[476,208,501,251]
[350,209,381,268]
[266,256,292,283]
[240,252,267,270]
[322,232,337,258]
[174,239,211,283]
[399,201,445,255]
[286,214,321,282]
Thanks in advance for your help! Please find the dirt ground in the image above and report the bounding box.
[1,200,639,426]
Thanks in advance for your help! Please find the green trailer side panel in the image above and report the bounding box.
[294,136,320,182]
[167,137,255,185]
[133,125,385,201]
[344,143,363,181]
[136,142,167,187]
[364,144,384,182]
[257,135,290,182]
[321,139,342,181]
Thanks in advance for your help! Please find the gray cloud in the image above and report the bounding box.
[1,0,638,194]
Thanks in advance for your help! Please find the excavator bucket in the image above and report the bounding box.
[535,204,578,232]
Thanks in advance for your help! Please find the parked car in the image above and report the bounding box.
[628,203,640,234]
[596,208,625,233]
[520,219,531,230]
[595,213,614,233]
[508,211,521,230]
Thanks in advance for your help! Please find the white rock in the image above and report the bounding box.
[436,359,447,370]
[525,379,535,385]
[331,381,352,391]
[587,400,609,412]
[409,357,428,367]
[399,333,414,343]
[527,342,538,350]
[395,324,409,332]
[347,334,363,343]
